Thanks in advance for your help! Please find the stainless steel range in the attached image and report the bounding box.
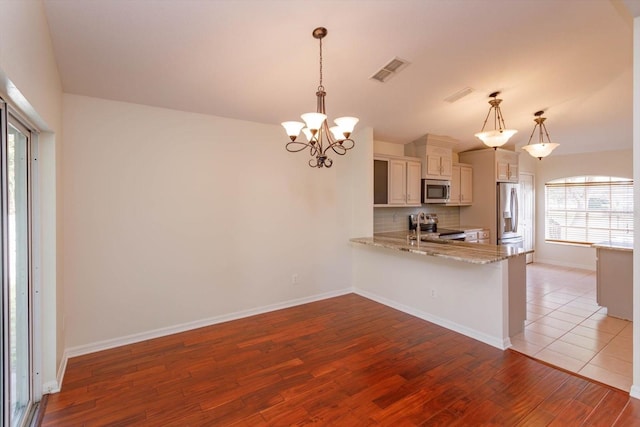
[408,214,465,241]
[434,228,466,241]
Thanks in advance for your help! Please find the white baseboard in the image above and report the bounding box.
[42,354,67,394]
[54,285,517,393]
[54,288,352,392]
[42,380,60,394]
[630,384,640,399]
[533,258,596,271]
[354,288,511,350]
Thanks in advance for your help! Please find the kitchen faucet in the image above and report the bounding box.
[415,212,426,241]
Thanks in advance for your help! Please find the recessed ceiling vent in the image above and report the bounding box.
[370,57,410,83]
[444,87,474,103]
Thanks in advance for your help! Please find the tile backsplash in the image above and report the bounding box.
[374,206,460,233]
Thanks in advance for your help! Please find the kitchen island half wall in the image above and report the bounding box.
[351,235,529,350]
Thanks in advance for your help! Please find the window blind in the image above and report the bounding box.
[545,176,633,245]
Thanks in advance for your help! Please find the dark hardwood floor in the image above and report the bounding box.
[42,294,640,426]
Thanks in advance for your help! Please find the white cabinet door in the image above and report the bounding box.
[440,155,452,178]
[508,162,519,182]
[496,160,510,181]
[424,145,453,179]
[496,151,519,182]
[388,159,408,205]
[447,163,472,206]
[449,164,461,204]
[426,155,442,177]
[406,161,422,205]
[374,155,422,206]
[460,165,473,205]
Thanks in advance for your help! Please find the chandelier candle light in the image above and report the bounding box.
[522,110,560,160]
[281,27,359,168]
[475,91,518,149]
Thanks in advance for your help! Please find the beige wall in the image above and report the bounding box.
[534,149,633,269]
[0,1,63,392]
[62,94,372,351]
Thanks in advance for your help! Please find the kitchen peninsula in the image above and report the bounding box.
[350,232,532,350]
[593,241,633,320]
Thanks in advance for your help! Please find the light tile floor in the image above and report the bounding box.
[510,263,632,392]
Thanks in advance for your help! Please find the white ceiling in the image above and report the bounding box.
[43,0,638,155]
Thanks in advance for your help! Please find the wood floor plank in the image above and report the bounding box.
[41,294,638,426]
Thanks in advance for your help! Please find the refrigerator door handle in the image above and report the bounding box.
[512,188,519,233]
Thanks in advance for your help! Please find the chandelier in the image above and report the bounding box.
[474,91,518,149]
[281,27,359,168]
[522,110,559,160]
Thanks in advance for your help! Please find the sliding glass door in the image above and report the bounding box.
[1,102,34,427]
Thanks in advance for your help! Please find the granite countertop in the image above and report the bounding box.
[591,241,633,252]
[350,231,532,265]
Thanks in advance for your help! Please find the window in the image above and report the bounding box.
[545,176,633,245]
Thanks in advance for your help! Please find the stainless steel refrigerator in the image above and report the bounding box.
[497,182,524,248]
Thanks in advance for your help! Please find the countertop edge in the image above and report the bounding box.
[591,242,633,252]
[350,233,532,265]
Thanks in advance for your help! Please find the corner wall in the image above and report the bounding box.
[61,95,370,352]
[0,1,63,392]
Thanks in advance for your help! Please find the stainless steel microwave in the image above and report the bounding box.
[422,179,451,203]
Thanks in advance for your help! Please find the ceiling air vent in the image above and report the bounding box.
[444,87,474,103]
[370,57,410,83]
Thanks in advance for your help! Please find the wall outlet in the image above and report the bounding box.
[291,274,300,285]
[431,289,437,298]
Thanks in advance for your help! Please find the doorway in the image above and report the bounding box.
[1,103,35,427]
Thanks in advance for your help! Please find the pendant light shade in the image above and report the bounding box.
[475,92,517,149]
[475,129,519,148]
[522,111,560,160]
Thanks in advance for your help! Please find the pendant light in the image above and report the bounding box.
[475,91,518,149]
[281,27,359,168]
[522,110,559,160]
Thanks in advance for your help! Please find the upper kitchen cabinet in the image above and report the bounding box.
[374,155,422,207]
[495,150,519,183]
[404,134,458,180]
[459,148,519,183]
[425,145,453,179]
[447,163,473,206]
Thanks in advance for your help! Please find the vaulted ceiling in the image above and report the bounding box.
[43,0,637,155]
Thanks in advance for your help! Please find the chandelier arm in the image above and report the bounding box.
[526,122,538,146]
[479,106,493,132]
[496,106,506,132]
[340,138,355,150]
[286,141,315,153]
[540,123,552,144]
[327,141,348,156]
[315,124,326,153]
[329,138,354,153]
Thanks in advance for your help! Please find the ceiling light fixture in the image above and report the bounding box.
[522,110,560,160]
[474,91,518,149]
[281,27,359,168]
